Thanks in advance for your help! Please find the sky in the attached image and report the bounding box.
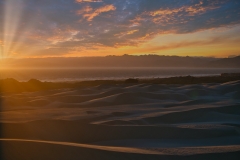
[0,0,240,58]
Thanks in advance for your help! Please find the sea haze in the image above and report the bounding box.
[0,68,239,82]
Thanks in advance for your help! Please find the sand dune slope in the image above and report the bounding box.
[1,81,240,159]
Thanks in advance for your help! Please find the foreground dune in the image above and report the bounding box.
[1,80,240,159]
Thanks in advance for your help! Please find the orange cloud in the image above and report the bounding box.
[127,35,240,56]
[115,29,139,37]
[76,0,102,3]
[150,8,182,16]
[150,1,218,17]
[148,1,219,24]
[126,30,138,35]
[28,27,79,45]
[82,4,116,21]
[76,6,93,15]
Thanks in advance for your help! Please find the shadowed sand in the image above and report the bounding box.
[1,80,240,159]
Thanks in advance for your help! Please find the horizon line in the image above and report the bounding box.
[1,54,236,60]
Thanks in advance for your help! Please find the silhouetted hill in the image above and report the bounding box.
[1,55,239,68]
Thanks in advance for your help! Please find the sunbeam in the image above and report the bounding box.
[3,0,24,58]
[0,40,3,59]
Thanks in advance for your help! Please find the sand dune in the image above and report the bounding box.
[1,138,240,155]
[1,81,240,159]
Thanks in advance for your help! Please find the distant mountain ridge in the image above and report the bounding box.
[208,56,240,68]
[1,55,240,68]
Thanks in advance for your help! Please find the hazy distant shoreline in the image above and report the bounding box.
[0,67,239,82]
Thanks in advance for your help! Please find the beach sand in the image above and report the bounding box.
[1,80,240,159]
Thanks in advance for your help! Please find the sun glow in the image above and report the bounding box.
[1,0,41,59]
[2,0,24,58]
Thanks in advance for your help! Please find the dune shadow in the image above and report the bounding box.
[0,83,3,159]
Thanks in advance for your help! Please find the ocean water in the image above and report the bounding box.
[0,68,239,82]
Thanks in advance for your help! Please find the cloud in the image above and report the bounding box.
[128,35,240,56]
[76,0,103,3]
[148,2,214,17]
[0,0,240,57]
[131,1,226,29]
[79,4,116,21]
[76,6,93,15]
[115,30,139,38]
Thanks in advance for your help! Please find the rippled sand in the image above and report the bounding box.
[1,81,240,159]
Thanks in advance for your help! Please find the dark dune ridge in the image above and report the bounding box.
[1,80,240,159]
[1,74,240,93]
